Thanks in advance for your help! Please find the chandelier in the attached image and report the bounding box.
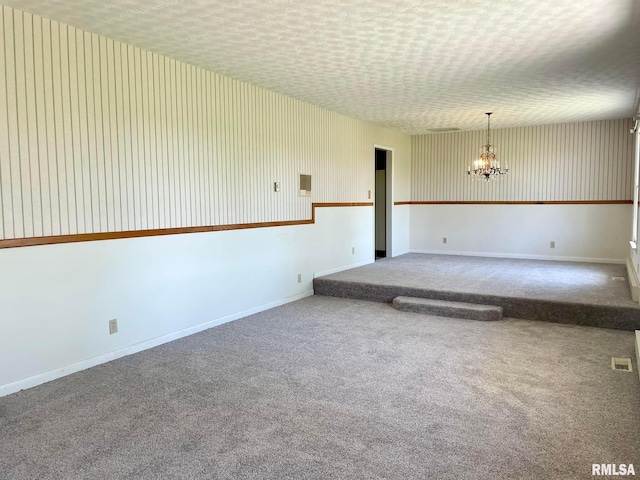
[467,112,508,181]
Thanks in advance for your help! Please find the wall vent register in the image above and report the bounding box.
[611,357,632,372]
[300,175,312,197]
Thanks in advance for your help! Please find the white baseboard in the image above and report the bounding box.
[313,259,374,278]
[391,249,411,257]
[409,249,625,264]
[626,258,640,302]
[0,289,314,398]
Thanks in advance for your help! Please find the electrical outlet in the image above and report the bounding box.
[442,237,447,244]
[274,182,280,192]
[109,319,118,335]
[297,273,302,283]
[550,241,555,249]
[352,247,355,254]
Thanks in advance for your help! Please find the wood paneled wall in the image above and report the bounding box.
[0,6,410,242]
[412,119,634,202]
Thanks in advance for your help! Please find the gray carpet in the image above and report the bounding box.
[314,254,640,330]
[392,296,503,321]
[1,296,639,479]
[317,254,637,306]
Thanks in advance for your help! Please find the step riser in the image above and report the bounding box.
[312,278,640,331]
[392,297,503,321]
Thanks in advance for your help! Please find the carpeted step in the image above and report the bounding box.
[313,263,640,330]
[392,296,503,321]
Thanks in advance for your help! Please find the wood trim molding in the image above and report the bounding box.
[0,202,374,250]
[394,200,632,205]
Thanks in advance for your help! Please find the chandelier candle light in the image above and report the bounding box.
[467,112,509,181]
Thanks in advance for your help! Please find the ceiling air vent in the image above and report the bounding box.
[427,127,461,133]
[611,357,633,372]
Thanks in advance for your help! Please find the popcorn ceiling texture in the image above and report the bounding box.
[6,0,640,134]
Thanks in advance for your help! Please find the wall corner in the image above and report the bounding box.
[626,257,640,303]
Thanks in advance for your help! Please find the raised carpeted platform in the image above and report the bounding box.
[314,254,640,331]
[392,296,503,321]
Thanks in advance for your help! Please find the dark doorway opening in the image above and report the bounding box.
[375,148,387,259]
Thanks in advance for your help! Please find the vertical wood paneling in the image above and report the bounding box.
[37,16,49,235]
[85,31,98,232]
[127,45,137,228]
[48,18,63,236]
[74,28,86,232]
[106,37,119,231]
[121,42,133,231]
[0,6,412,241]
[0,7,11,238]
[25,13,43,238]
[162,55,171,228]
[411,118,634,202]
[14,10,30,238]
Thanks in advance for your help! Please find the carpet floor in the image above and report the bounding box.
[1,296,639,479]
[319,254,638,307]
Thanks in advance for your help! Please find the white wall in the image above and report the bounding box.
[410,118,634,262]
[0,206,373,395]
[628,128,640,283]
[392,205,410,256]
[0,5,413,395]
[410,204,630,262]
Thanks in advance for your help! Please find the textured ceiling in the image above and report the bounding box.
[4,0,640,133]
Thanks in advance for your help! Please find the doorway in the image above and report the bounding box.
[374,146,393,259]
